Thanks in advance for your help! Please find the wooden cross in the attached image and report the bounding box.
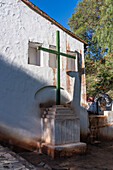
[38,31,76,105]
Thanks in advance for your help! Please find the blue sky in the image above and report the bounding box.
[30,0,78,29]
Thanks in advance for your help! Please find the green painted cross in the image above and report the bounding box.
[37,30,76,105]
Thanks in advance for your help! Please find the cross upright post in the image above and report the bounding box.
[37,30,76,105]
[56,31,60,105]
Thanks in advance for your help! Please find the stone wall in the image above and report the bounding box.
[0,0,89,148]
[89,111,113,142]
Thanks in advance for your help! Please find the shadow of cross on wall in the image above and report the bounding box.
[67,50,86,110]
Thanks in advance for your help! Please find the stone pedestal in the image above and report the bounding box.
[41,105,86,158]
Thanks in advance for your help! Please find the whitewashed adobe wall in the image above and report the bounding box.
[0,0,89,148]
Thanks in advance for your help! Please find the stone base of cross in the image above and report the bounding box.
[38,31,76,105]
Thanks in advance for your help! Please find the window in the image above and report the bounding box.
[28,42,41,66]
[49,45,57,68]
[67,51,76,71]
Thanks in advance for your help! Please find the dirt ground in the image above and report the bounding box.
[7,140,113,170]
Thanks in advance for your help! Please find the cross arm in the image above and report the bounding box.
[37,46,76,59]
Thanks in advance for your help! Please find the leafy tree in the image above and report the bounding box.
[85,53,113,98]
[68,0,113,98]
[68,0,104,60]
[94,54,113,95]
[93,0,113,54]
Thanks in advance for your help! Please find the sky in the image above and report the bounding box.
[30,0,78,29]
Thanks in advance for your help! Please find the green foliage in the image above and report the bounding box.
[86,54,113,98]
[68,0,113,98]
[85,56,96,75]
[93,0,113,53]
[95,54,113,94]
[68,0,104,60]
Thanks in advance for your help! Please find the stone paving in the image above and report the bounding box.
[0,145,38,170]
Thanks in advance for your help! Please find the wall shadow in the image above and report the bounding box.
[0,54,77,149]
[0,54,49,146]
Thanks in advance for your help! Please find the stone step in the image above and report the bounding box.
[45,114,78,119]
[41,142,86,158]
[47,110,73,115]
[48,106,73,112]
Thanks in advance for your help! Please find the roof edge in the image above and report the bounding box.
[21,0,88,46]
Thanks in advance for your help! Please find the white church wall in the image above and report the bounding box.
[0,0,89,148]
